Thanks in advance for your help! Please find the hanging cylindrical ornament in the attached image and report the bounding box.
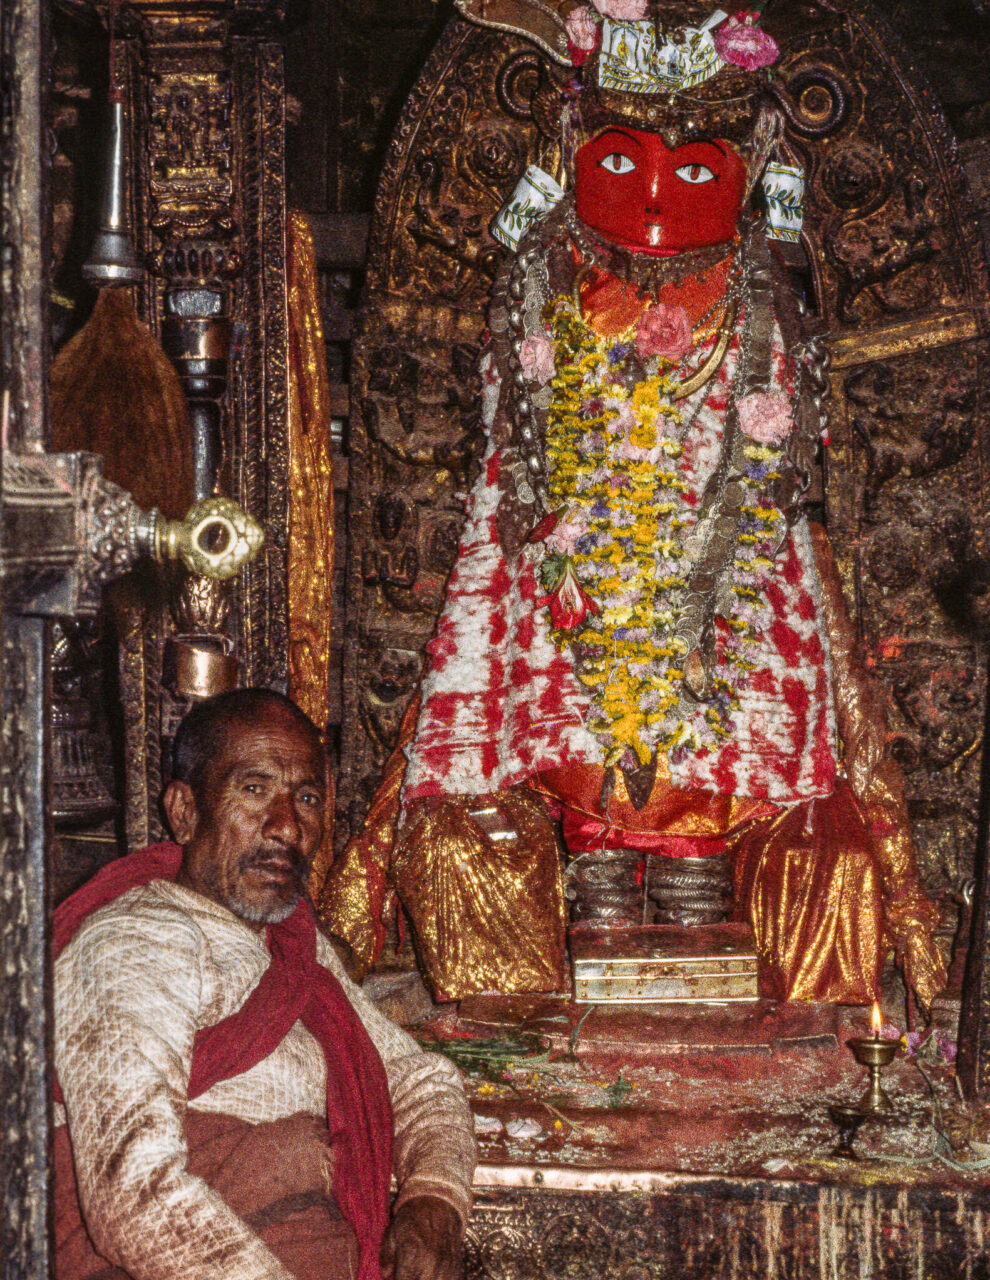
[82,30,143,287]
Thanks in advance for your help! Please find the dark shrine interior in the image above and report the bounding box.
[6,0,990,1276]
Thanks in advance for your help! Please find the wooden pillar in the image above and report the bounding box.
[80,0,294,846]
[958,691,990,1100]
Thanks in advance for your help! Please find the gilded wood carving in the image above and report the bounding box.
[339,0,990,933]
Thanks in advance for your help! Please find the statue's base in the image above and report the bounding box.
[454,991,842,1076]
[569,923,759,1004]
[407,994,990,1277]
[369,958,988,1277]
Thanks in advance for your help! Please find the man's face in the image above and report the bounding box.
[165,711,326,926]
[574,127,747,254]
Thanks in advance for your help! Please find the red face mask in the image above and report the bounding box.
[574,127,747,255]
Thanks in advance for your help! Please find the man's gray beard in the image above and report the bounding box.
[228,890,300,925]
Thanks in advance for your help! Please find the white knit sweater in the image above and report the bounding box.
[54,879,476,1280]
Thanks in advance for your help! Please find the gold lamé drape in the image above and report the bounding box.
[808,522,945,1006]
[319,697,568,1000]
[318,698,420,972]
[319,521,945,1008]
[285,210,336,893]
[730,525,946,1007]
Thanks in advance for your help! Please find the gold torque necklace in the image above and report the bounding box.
[673,300,737,400]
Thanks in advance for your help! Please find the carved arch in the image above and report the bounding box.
[338,0,990,905]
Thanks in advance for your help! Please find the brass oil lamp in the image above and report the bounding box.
[848,1000,898,1114]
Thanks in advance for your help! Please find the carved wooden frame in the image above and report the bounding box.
[339,0,990,1088]
[0,3,296,1273]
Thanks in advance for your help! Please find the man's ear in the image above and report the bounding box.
[163,780,199,845]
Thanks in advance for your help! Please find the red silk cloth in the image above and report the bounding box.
[562,809,729,856]
[537,763,776,858]
[53,843,393,1280]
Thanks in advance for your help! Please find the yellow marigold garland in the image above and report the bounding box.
[536,298,787,769]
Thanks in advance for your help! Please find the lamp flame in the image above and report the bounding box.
[870,1000,882,1038]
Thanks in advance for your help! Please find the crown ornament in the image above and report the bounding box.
[458,0,803,249]
[455,1,778,78]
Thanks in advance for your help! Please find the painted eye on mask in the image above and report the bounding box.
[599,152,636,175]
[674,163,716,185]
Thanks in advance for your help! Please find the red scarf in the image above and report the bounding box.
[54,843,393,1280]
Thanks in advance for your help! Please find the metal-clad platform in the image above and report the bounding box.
[570,924,759,1004]
[406,992,990,1277]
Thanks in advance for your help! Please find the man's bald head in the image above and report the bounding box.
[170,688,324,803]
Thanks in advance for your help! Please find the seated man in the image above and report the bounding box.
[53,688,475,1280]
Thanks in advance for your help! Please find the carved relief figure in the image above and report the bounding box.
[324,0,946,1010]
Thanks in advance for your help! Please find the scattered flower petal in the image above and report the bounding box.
[936,1032,958,1064]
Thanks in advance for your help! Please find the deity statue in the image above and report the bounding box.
[323,0,946,1011]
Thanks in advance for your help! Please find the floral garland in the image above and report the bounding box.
[527,296,794,770]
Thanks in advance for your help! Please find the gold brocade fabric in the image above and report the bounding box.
[318,699,421,973]
[394,791,568,1002]
[731,782,885,1004]
[806,522,946,1008]
[319,698,568,999]
[285,210,336,896]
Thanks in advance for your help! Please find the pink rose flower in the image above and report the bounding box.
[737,391,794,444]
[634,303,693,362]
[519,331,556,386]
[592,0,648,20]
[713,14,780,70]
[565,5,599,64]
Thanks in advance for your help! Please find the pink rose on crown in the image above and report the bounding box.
[592,0,648,20]
[737,391,794,444]
[565,5,600,65]
[634,303,693,362]
[519,331,556,386]
[713,13,780,70]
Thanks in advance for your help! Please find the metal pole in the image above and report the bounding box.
[1,0,54,1275]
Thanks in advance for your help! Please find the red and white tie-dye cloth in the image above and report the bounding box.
[402,322,838,809]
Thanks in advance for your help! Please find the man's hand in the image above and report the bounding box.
[379,1195,464,1280]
